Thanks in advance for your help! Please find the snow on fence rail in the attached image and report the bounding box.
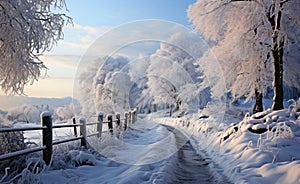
[0,109,137,165]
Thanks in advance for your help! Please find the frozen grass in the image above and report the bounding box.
[0,130,100,183]
[0,157,46,184]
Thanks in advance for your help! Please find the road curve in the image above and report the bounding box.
[161,125,231,184]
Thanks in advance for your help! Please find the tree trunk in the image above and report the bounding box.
[271,43,284,110]
[253,90,263,114]
[269,2,284,111]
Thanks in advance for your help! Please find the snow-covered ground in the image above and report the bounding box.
[0,117,227,183]
[36,118,228,183]
[1,100,300,183]
[35,120,218,183]
[153,105,300,184]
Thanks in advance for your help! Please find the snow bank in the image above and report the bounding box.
[39,118,180,183]
[154,108,300,184]
[88,118,178,165]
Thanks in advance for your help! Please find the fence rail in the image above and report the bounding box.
[0,109,137,165]
[0,126,46,133]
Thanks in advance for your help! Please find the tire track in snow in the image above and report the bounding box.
[159,125,231,184]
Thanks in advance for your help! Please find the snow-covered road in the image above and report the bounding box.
[41,118,230,183]
[160,124,230,183]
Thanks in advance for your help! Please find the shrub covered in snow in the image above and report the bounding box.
[50,142,99,170]
[267,122,294,140]
[6,104,51,124]
[64,150,97,167]
[0,128,26,155]
[0,141,99,183]
[0,124,28,177]
[54,103,81,121]
[0,157,47,183]
[288,98,300,120]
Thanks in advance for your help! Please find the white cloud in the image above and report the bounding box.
[60,41,90,50]
[48,23,113,55]
[38,55,81,79]
[80,35,95,44]
[74,23,112,36]
[49,20,195,58]
[24,77,74,98]
[82,20,198,60]
[40,55,80,70]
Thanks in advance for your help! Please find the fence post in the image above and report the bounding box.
[41,111,53,165]
[107,114,113,134]
[73,117,77,137]
[97,112,103,138]
[124,112,128,131]
[129,111,132,124]
[116,113,121,129]
[132,109,136,123]
[134,108,137,122]
[80,118,87,148]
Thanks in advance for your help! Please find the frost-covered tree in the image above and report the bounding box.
[188,0,300,111]
[93,56,129,114]
[77,31,211,115]
[78,56,130,114]
[54,103,80,121]
[146,41,201,114]
[0,0,71,94]
[128,56,153,112]
[106,71,132,113]
[77,58,105,115]
[6,104,48,124]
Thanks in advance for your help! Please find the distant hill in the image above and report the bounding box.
[0,96,79,110]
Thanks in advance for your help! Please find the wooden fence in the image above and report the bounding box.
[0,109,137,165]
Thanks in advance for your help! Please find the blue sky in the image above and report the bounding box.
[1,0,196,98]
[50,0,196,55]
[66,0,195,27]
